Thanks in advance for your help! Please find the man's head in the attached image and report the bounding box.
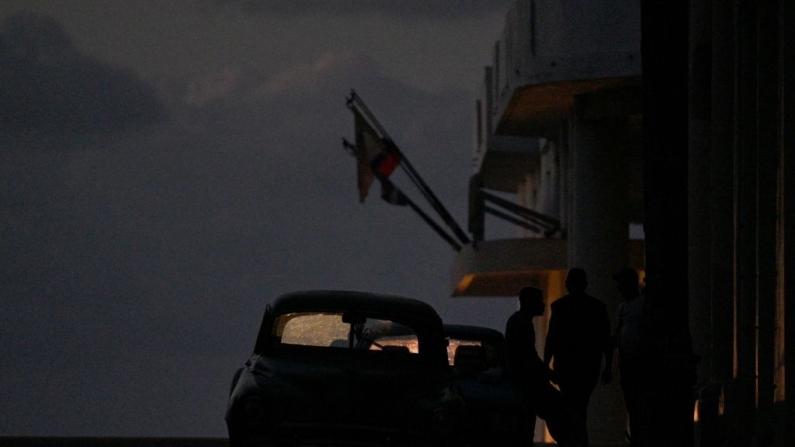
[519,286,545,316]
[613,268,640,300]
[565,268,588,294]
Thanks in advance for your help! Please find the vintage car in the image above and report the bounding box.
[225,290,464,447]
[444,324,535,446]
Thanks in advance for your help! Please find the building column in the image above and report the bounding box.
[691,2,737,446]
[708,0,736,388]
[566,101,632,445]
[781,2,795,445]
[688,0,713,394]
[756,1,781,443]
[642,1,695,445]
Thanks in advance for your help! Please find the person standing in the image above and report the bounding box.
[544,268,613,447]
[506,286,586,447]
[612,268,648,446]
[504,286,546,443]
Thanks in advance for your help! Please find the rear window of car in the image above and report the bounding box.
[273,312,420,354]
[446,338,501,368]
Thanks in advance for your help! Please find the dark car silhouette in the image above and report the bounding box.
[444,324,535,446]
[225,290,464,447]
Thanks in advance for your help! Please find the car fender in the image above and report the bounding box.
[229,367,243,396]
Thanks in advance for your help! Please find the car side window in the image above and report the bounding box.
[277,313,349,347]
[446,340,481,366]
[273,312,419,355]
[359,319,419,354]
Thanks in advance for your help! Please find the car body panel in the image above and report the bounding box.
[226,290,463,447]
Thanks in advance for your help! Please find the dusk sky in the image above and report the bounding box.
[0,0,521,438]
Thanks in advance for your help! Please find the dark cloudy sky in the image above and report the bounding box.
[0,0,519,437]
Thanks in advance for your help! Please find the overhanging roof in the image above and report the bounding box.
[495,77,642,138]
[450,238,567,297]
[450,238,646,297]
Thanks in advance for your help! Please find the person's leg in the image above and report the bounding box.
[621,378,638,444]
[577,383,596,447]
[542,385,585,447]
[513,378,536,445]
[558,379,593,447]
[622,363,650,446]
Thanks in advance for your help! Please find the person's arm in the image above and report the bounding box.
[601,343,614,384]
[600,305,614,384]
[543,310,556,367]
[504,315,517,364]
[544,312,561,384]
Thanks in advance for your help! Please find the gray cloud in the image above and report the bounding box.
[0,12,165,137]
[1,42,518,437]
[0,2,525,436]
[212,0,512,19]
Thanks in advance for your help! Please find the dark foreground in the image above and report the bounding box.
[0,439,226,447]
[0,438,562,447]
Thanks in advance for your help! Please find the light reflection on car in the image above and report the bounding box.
[225,290,464,447]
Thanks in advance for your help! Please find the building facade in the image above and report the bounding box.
[451,1,793,446]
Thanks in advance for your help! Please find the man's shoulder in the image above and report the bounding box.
[506,310,527,327]
[551,295,571,309]
[585,294,607,308]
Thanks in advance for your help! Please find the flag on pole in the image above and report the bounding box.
[379,178,409,206]
[352,106,402,202]
[343,90,468,252]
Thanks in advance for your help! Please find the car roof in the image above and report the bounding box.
[253,290,447,357]
[269,290,442,324]
[444,324,505,343]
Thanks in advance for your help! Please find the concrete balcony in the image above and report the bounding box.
[473,135,540,192]
[451,238,645,297]
[460,0,645,299]
[486,0,641,138]
[450,238,567,296]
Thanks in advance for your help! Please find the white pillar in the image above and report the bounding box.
[565,100,632,445]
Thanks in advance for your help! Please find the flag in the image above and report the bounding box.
[380,178,409,206]
[352,107,402,202]
[371,139,402,178]
[343,90,468,251]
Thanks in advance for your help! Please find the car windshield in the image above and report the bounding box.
[273,312,420,354]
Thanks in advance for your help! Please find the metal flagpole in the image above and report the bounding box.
[380,178,461,251]
[347,90,471,246]
[393,183,463,252]
[343,136,463,251]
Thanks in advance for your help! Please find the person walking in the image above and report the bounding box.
[612,268,649,446]
[506,286,585,447]
[544,268,613,447]
[504,286,547,443]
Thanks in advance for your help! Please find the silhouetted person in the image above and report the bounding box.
[612,268,649,446]
[505,286,546,443]
[506,287,585,447]
[544,268,612,447]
